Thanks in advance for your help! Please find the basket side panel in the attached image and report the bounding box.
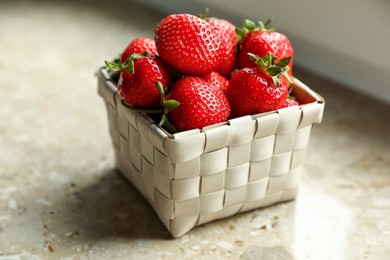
[98,68,325,238]
[163,131,206,163]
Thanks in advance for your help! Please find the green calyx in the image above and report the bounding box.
[105,51,148,74]
[198,7,210,20]
[120,81,180,133]
[198,7,218,21]
[155,81,180,114]
[248,52,293,87]
[156,81,180,132]
[236,17,275,42]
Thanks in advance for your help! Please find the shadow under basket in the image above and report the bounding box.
[97,67,325,238]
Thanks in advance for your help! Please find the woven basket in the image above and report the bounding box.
[97,67,324,238]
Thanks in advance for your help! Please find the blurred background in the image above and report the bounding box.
[130,0,390,104]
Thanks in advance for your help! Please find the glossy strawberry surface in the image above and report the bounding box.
[207,19,238,77]
[166,77,230,131]
[121,37,157,62]
[201,71,230,96]
[118,55,171,108]
[281,98,300,108]
[155,14,225,76]
[227,67,288,118]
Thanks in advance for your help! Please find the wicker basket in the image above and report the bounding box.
[97,67,324,238]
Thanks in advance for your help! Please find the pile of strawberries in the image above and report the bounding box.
[105,12,298,132]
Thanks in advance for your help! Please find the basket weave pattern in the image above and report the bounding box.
[97,68,324,237]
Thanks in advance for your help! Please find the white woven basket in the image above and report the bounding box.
[97,67,325,237]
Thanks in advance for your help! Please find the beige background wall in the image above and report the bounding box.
[129,0,390,103]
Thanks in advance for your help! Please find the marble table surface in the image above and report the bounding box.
[1,0,389,259]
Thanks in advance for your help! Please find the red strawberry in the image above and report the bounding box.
[201,71,230,96]
[206,18,238,77]
[227,52,292,118]
[105,53,172,108]
[237,18,294,76]
[281,98,300,108]
[121,37,157,62]
[166,77,230,131]
[154,14,225,76]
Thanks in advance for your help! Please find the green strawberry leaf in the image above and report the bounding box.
[120,100,164,114]
[129,51,148,60]
[159,114,166,127]
[155,81,166,106]
[243,19,256,30]
[264,17,273,27]
[276,56,291,67]
[266,52,276,66]
[257,17,275,32]
[282,70,293,84]
[248,53,259,62]
[266,67,283,77]
[105,60,123,71]
[238,17,275,42]
[163,99,180,114]
[288,85,294,96]
[121,51,148,74]
[235,27,245,39]
[120,80,179,134]
[160,114,177,133]
[198,7,210,20]
[123,59,135,74]
[247,52,293,87]
[155,81,165,95]
[271,76,280,87]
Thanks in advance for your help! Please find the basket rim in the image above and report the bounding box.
[97,67,324,139]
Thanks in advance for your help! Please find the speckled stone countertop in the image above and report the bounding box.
[1,0,389,259]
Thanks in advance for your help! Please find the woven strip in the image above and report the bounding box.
[97,68,325,238]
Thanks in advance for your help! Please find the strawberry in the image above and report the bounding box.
[281,98,300,108]
[237,18,294,76]
[201,71,230,96]
[206,18,238,77]
[105,53,172,108]
[166,77,230,131]
[227,52,292,118]
[121,37,157,62]
[154,14,225,76]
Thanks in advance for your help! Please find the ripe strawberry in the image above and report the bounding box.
[206,18,238,77]
[166,77,230,131]
[121,37,157,62]
[281,98,300,108]
[201,71,230,96]
[105,53,172,108]
[227,52,292,118]
[154,14,225,76]
[237,18,294,76]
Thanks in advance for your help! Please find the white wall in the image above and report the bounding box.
[130,0,390,103]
